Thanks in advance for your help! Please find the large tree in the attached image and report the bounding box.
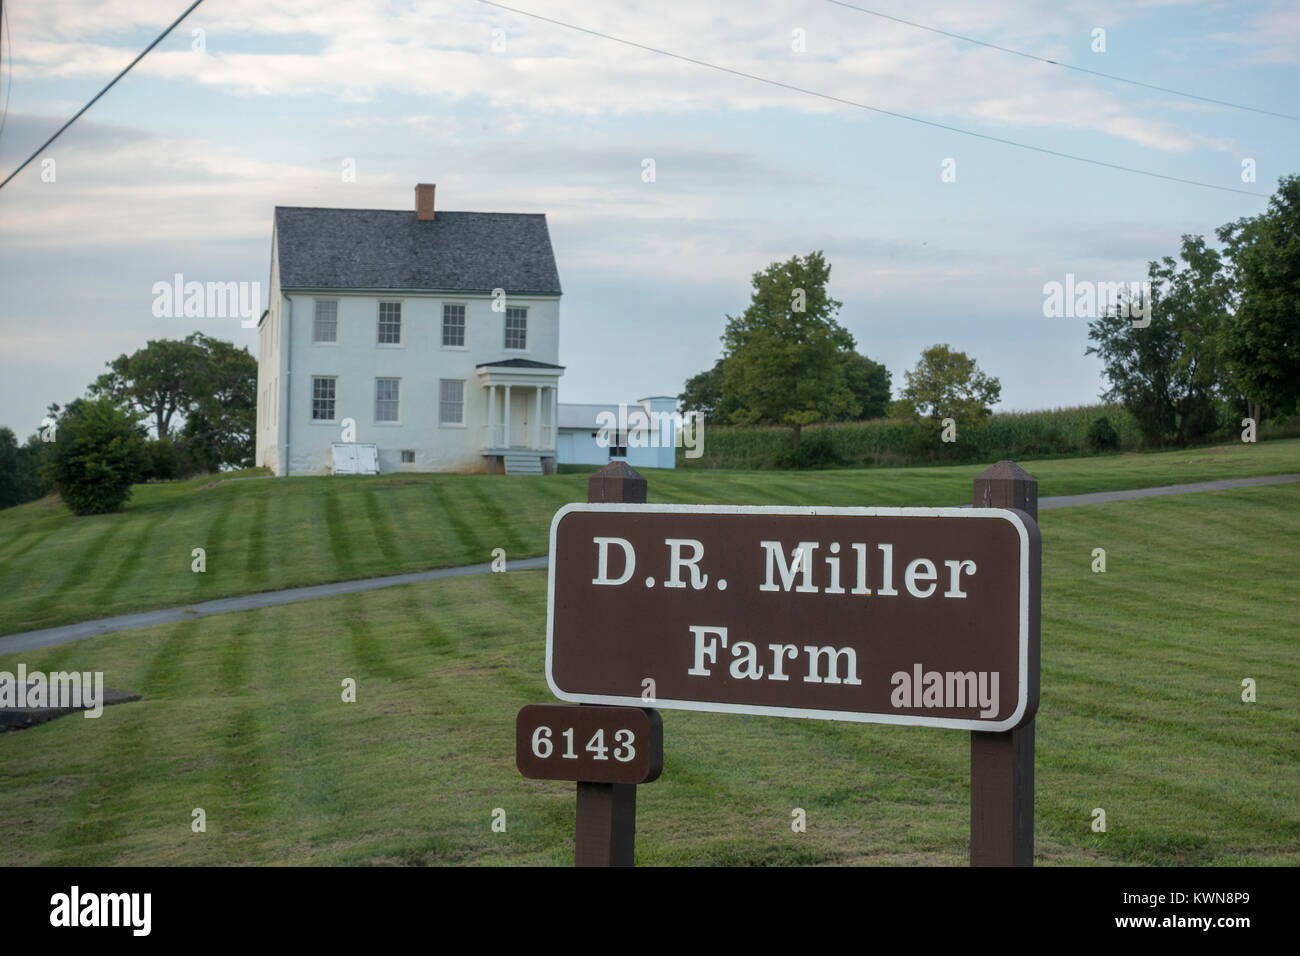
[0,428,44,510]
[678,358,732,421]
[838,351,892,420]
[1086,235,1229,445]
[178,332,258,470]
[719,252,859,445]
[900,344,1001,425]
[1216,175,1300,425]
[90,338,205,439]
[89,333,256,471]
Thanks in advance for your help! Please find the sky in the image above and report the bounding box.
[1,0,1297,436]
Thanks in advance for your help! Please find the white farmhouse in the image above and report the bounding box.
[256,184,563,475]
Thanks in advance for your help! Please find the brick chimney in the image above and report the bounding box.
[415,183,435,221]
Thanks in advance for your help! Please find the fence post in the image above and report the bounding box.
[970,460,1039,866]
[575,461,647,867]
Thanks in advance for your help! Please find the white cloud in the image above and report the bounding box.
[1213,0,1300,65]
[3,0,1253,151]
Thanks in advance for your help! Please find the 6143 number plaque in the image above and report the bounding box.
[516,704,663,784]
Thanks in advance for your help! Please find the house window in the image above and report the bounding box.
[504,306,527,350]
[401,450,415,463]
[442,304,465,347]
[375,378,400,423]
[378,301,402,344]
[439,379,464,425]
[313,300,338,343]
[609,431,627,459]
[312,376,336,421]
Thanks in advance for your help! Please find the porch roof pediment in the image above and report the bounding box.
[475,358,564,385]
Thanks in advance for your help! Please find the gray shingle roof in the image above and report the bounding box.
[476,358,565,369]
[274,206,561,295]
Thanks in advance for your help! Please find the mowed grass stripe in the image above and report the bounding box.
[259,602,353,855]
[243,492,270,579]
[22,522,120,630]
[188,485,239,599]
[0,523,58,568]
[463,482,530,555]
[91,512,167,607]
[320,488,356,579]
[361,487,401,564]
[401,586,455,656]
[43,618,203,864]
[428,480,491,559]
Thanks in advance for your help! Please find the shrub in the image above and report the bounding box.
[887,399,918,419]
[43,398,148,514]
[1086,416,1121,453]
[774,431,843,469]
[141,437,184,482]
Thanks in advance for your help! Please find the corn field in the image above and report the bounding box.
[676,403,1285,470]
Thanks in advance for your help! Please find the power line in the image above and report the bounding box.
[0,0,206,191]
[475,1,1266,199]
[823,0,1300,122]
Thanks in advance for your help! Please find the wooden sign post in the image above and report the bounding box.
[970,461,1039,867]
[577,462,646,867]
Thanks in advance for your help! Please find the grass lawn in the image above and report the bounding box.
[1,438,1297,636]
[1,484,1295,865]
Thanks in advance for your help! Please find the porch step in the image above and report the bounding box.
[503,453,544,475]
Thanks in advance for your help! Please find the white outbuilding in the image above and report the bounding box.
[556,396,681,470]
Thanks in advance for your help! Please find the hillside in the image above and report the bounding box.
[2,483,1296,865]
[0,438,1297,636]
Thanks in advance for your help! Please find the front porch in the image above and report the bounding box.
[476,358,563,475]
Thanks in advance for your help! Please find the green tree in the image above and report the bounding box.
[837,352,892,420]
[1216,175,1300,425]
[43,398,148,515]
[90,333,256,472]
[22,431,58,498]
[901,344,1001,425]
[177,332,257,470]
[1086,235,1229,445]
[720,252,858,446]
[0,427,44,509]
[90,338,205,438]
[678,358,733,422]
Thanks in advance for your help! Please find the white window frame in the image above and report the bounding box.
[504,306,528,352]
[441,302,467,349]
[377,300,403,347]
[311,375,338,423]
[439,379,466,427]
[313,299,339,344]
[374,377,401,424]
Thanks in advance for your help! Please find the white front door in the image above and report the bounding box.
[510,388,530,447]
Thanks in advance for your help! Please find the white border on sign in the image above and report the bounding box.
[544,503,1033,733]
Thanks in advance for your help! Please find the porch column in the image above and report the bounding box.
[487,383,496,447]
[534,386,543,450]
[551,386,559,451]
[504,385,512,448]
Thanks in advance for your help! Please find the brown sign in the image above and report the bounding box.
[516,704,663,784]
[546,505,1039,732]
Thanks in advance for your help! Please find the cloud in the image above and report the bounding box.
[1213,0,1300,65]
[3,0,1252,152]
